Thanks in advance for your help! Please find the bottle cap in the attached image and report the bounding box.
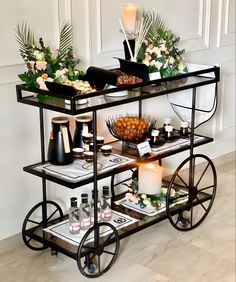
[151,129,160,137]
[81,193,88,203]
[181,121,188,128]
[70,197,77,207]
[164,118,171,125]
[103,186,109,195]
[165,125,173,132]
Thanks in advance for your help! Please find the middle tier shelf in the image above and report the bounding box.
[23,134,213,189]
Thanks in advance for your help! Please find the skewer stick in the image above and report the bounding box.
[134,16,152,60]
[119,18,134,61]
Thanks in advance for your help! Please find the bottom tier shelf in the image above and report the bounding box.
[22,191,212,260]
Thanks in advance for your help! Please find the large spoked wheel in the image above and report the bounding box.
[77,222,120,278]
[166,154,217,231]
[22,201,63,251]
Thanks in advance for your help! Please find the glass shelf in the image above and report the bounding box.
[16,66,220,115]
[23,134,213,189]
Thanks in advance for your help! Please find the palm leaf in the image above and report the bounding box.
[58,21,73,60]
[144,11,166,44]
[15,22,36,61]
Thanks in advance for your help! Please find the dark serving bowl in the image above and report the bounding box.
[45,81,78,96]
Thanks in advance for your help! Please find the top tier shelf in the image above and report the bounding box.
[16,66,220,115]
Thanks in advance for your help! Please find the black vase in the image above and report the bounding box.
[123,39,135,61]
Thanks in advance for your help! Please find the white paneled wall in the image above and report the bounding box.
[0,0,235,240]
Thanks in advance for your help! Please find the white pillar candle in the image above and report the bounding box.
[139,163,162,195]
[123,3,137,34]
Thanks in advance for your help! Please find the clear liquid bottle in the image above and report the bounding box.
[80,194,91,230]
[101,186,112,221]
[90,190,101,223]
[68,197,80,235]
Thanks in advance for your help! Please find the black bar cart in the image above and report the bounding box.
[16,64,220,278]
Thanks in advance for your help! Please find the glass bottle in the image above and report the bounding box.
[90,190,101,223]
[68,197,80,235]
[101,186,112,221]
[79,194,91,230]
[180,121,189,137]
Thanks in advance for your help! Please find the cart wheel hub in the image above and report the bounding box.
[189,186,198,201]
[95,245,104,256]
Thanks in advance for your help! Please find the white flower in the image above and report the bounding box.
[146,47,153,54]
[35,60,47,71]
[55,69,66,78]
[46,77,53,82]
[159,43,167,52]
[161,187,167,194]
[152,60,163,70]
[36,77,47,90]
[152,47,161,57]
[141,194,147,199]
[35,52,45,61]
[163,60,169,69]
[143,60,150,67]
[33,50,40,57]
[170,188,176,197]
[168,56,175,65]
[125,193,139,204]
[178,62,185,71]
[143,199,152,207]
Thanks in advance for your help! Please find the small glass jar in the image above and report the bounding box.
[150,129,160,147]
[159,118,171,134]
[165,125,174,141]
[180,121,189,137]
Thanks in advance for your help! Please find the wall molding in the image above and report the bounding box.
[217,0,235,47]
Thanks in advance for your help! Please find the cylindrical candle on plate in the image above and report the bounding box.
[123,3,137,33]
[138,163,162,195]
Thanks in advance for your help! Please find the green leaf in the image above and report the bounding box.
[58,22,73,61]
[144,11,166,45]
[15,22,36,62]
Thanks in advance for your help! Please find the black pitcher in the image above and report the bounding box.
[48,116,73,165]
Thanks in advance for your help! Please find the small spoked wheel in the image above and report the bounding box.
[166,154,217,231]
[22,201,63,251]
[77,222,120,278]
